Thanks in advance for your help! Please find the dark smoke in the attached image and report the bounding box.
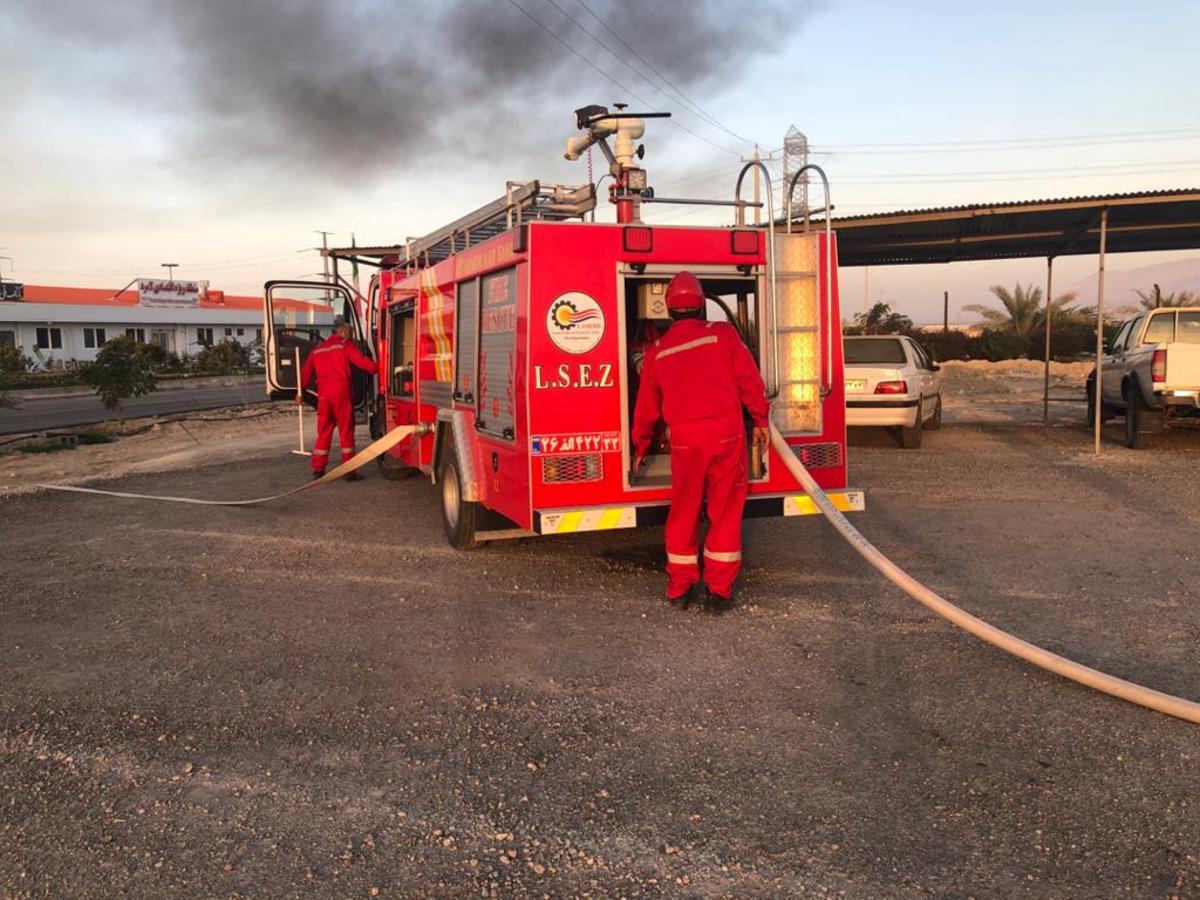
[8,0,814,182]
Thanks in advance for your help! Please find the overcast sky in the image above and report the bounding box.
[2,0,1198,321]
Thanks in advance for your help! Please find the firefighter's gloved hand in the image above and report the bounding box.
[752,426,769,453]
[630,454,646,481]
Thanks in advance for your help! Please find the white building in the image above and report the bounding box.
[0,282,271,366]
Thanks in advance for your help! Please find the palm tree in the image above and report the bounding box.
[964,283,1082,336]
[1132,285,1199,309]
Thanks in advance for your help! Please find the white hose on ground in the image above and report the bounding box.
[770,425,1200,725]
[36,424,427,507]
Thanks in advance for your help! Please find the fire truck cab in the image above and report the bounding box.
[263,107,863,549]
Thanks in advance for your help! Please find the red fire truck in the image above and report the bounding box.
[263,106,863,548]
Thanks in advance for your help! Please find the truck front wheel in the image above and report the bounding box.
[440,443,479,549]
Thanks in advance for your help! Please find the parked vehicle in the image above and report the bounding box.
[843,335,943,449]
[1087,307,1200,449]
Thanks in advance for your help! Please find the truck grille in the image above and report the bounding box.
[542,454,603,484]
[792,442,842,469]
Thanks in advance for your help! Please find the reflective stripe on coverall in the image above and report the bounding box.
[631,319,769,599]
[300,334,378,472]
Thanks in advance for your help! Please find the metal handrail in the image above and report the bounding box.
[785,164,834,395]
[734,161,778,396]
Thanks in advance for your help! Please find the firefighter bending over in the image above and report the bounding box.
[631,272,769,613]
[299,317,377,481]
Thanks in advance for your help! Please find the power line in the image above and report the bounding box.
[812,127,1200,150]
[572,0,758,148]
[501,0,743,157]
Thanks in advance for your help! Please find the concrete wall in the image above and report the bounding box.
[0,321,264,366]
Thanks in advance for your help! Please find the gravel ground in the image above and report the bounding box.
[2,419,1199,898]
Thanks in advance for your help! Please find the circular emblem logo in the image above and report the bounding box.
[547,291,605,355]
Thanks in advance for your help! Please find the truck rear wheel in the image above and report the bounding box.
[440,443,479,550]
[1123,386,1162,450]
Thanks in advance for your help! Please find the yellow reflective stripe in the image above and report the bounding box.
[785,492,861,516]
[703,548,742,563]
[597,507,624,530]
[656,335,718,360]
[666,552,699,565]
[557,511,585,533]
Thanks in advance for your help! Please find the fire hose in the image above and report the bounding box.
[37,424,428,507]
[770,425,1200,725]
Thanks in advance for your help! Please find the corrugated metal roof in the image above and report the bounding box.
[795,188,1200,266]
[828,188,1200,223]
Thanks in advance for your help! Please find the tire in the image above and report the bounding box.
[377,451,418,480]
[372,401,419,480]
[925,393,943,430]
[1123,385,1162,450]
[899,401,924,449]
[440,442,479,550]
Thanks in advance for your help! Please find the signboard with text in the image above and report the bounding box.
[138,279,204,308]
[0,282,23,302]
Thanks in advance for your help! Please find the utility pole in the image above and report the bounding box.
[1153,282,1162,309]
[943,290,949,333]
[0,254,11,286]
[863,267,870,318]
[314,230,334,300]
[752,146,761,227]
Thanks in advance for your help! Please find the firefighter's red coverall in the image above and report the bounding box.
[632,318,770,599]
[300,334,377,473]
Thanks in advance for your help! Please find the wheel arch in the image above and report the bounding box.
[433,409,481,502]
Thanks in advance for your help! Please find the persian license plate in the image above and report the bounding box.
[844,378,866,392]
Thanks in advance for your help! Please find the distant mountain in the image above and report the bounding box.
[1066,257,1200,312]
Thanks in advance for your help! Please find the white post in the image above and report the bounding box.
[292,346,310,457]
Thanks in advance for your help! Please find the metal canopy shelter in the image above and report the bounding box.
[826,189,1200,267]
[788,188,1200,454]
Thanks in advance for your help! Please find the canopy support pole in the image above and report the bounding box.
[1042,256,1054,425]
[1093,208,1109,455]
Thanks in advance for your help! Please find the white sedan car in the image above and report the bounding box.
[843,335,943,448]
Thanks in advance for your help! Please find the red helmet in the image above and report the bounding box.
[665,271,705,311]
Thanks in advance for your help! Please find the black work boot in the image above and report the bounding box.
[704,587,735,615]
[312,470,326,481]
[668,585,698,610]
[343,471,363,482]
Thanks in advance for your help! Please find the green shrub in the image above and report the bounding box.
[194,339,251,375]
[981,329,1029,361]
[0,344,33,374]
[80,335,158,419]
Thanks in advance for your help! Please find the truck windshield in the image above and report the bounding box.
[1177,311,1200,344]
[844,338,906,365]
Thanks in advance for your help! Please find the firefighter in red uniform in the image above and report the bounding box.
[631,272,770,612]
[298,318,377,480]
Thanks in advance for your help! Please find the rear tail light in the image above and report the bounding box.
[623,226,653,252]
[874,380,908,394]
[730,229,759,255]
[1152,348,1167,383]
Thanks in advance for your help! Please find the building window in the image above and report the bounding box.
[125,328,146,342]
[83,327,107,349]
[36,327,63,350]
[224,327,233,337]
[236,327,244,336]
[197,327,214,346]
[256,327,262,342]
[0,330,16,349]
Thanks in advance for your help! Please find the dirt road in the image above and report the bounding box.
[2,418,1198,897]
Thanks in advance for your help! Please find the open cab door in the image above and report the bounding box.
[263,280,373,410]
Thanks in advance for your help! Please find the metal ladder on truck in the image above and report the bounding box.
[733,163,832,437]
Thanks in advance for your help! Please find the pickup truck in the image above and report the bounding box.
[1086,307,1200,448]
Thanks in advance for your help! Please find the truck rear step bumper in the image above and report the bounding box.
[535,490,865,535]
